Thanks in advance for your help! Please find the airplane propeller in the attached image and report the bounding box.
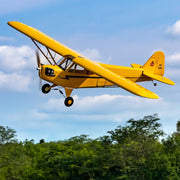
[36,50,43,90]
[36,50,41,71]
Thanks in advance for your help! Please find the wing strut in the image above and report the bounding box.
[31,39,52,65]
[46,47,57,65]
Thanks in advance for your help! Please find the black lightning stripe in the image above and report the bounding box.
[59,76,102,80]
[58,75,148,80]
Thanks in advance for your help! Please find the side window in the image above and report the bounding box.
[76,65,84,71]
[69,64,93,75]
[67,64,84,73]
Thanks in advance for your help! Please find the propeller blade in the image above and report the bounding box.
[36,50,41,69]
[35,50,43,90]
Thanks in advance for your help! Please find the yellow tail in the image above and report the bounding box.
[143,51,175,85]
[143,51,165,76]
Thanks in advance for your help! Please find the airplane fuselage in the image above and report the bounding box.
[40,64,152,89]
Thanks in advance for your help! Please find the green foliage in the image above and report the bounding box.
[107,114,164,144]
[177,121,180,133]
[0,126,17,144]
[0,115,179,179]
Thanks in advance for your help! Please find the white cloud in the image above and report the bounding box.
[28,109,49,120]
[0,45,36,92]
[4,92,179,142]
[41,94,168,122]
[166,20,180,36]
[0,45,35,71]
[164,52,180,80]
[0,71,31,92]
[77,48,112,63]
[27,93,179,140]
[166,52,180,65]
[77,94,167,112]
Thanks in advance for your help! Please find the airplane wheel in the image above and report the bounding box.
[42,84,51,94]
[64,97,74,107]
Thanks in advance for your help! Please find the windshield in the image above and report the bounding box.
[59,57,73,71]
[57,56,64,65]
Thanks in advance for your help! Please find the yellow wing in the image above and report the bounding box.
[8,21,159,99]
[8,21,83,58]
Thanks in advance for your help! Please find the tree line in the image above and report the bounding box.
[0,114,179,180]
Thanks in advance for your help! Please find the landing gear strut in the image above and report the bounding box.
[41,84,74,107]
[64,88,74,107]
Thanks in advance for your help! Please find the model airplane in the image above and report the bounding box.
[8,21,175,107]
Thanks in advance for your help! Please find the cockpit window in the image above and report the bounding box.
[57,57,64,65]
[59,57,73,70]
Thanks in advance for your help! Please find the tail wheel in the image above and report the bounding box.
[64,97,74,107]
[42,84,51,94]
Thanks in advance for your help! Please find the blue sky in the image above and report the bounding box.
[0,0,180,142]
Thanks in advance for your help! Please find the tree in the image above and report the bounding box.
[0,116,179,179]
[0,126,17,144]
[177,121,180,133]
[39,139,45,144]
[107,114,164,144]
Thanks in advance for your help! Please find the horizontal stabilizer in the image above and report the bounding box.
[131,63,143,68]
[143,72,175,85]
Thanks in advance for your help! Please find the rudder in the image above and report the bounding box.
[143,51,165,76]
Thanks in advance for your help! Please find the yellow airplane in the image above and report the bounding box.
[8,21,175,107]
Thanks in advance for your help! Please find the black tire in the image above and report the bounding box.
[42,84,51,94]
[64,97,74,107]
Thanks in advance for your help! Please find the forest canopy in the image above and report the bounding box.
[0,114,179,180]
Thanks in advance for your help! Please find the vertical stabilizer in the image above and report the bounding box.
[143,51,165,76]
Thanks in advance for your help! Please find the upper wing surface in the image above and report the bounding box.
[8,21,83,58]
[8,21,159,99]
